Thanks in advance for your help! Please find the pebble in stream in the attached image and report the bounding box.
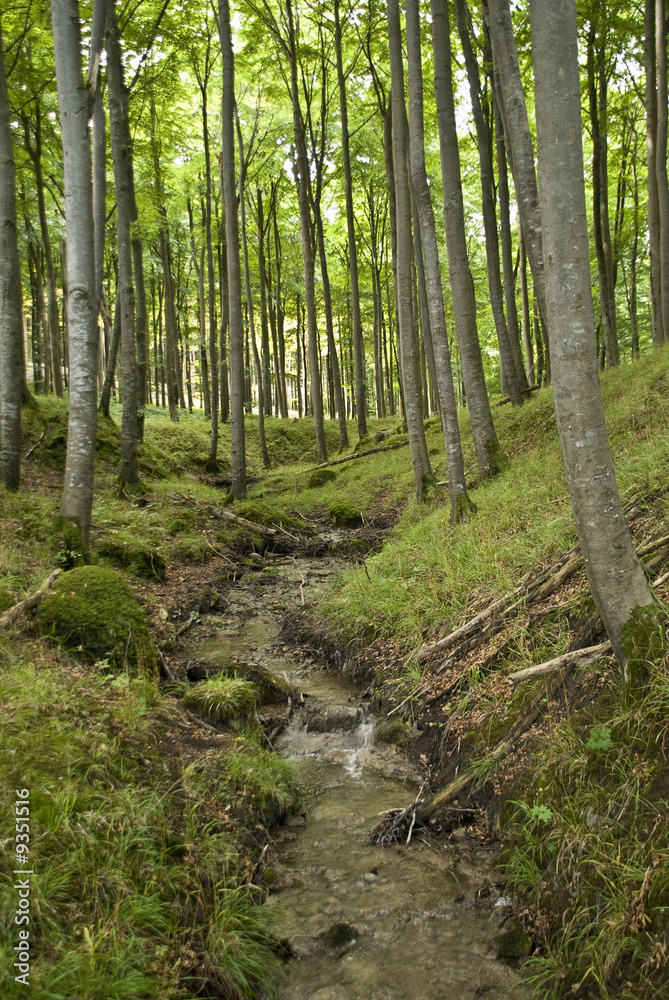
[192,558,522,1000]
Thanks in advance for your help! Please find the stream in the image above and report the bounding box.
[192,556,522,1000]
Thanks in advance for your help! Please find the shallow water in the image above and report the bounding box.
[194,558,521,1000]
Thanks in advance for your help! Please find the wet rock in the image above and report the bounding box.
[303,702,361,732]
[372,717,412,745]
[496,923,533,960]
[320,920,364,950]
[309,988,350,1000]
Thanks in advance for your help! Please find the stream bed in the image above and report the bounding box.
[192,556,522,1000]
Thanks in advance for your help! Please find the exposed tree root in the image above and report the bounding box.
[0,569,61,629]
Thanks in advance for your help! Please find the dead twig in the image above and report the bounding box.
[0,570,61,629]
[506,642,612,684]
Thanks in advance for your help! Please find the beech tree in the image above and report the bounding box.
[0,12,22,491]
[51,0,98,547]
[531,0,663,684]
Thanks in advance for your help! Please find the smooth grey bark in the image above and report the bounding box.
[518,226,535,384]
[256,189,272,417]
[0,13,22,491]
[105,0,138,482]
[454,0,524,404]
[431,0,504,479]
[655,0,669,342]
[486,0,548,336]
[405,0,472,520]
[387,0,432,499]
[219,0,246,497]
[334,0,367,439]
[645,0,664,345]
[51,0,98,546]
[531,0,661,685]
[89,0,106,394]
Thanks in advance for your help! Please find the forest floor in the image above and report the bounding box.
[1,347,669,999]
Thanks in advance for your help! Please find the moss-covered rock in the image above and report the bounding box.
[97,539,166,582]
[234,499,310,535]
[329,501,363,528]
[373,718,412,745]
[35,566,156,672]
[307,468,337,489]
[0,588,15,614]
[496,923,532,960]
[330,538,372,557]
[353,435,372,453]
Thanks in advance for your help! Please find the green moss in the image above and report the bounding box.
[496,924,532,959]
[330,538,372,556]
[55,517,87,569]
[35,566,156,672]
[329,500,363,527]
[214,525,264,556]
[452,491,477,524]
[308,468,338,489]
[234,498,310,534]
[168,518,190,536]
[224,746,299,823]
[621,603,667,690]
[97,539,166,582]
[484,434,508,477]
[354,435,372,452]
[373,718,412,745]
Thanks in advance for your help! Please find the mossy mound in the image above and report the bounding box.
[234,499,311,535]
[35,566,156,672]
[183,675,258,723]
[330,538,372,557]
[308,468,338,489]
[353,435,372,453]
[97,539,166,582]
[0,588,15,614]
[329,501,363,528]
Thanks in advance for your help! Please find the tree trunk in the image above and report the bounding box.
[219,0,246,497]
[645,0,664,345]
[455,0,525,403]
[531,0,662,686]
[105,0,138,483]
[406,0,473,520]
[0,13,22,490]
[52,0,98,545]
[334,0,367,440]
[286,0,327,463]
[655,0,669,341]
[486,0,548,335]
[587,23,619,367]
[387,0,433,499]
[431,0,504,479]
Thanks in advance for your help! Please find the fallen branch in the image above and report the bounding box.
[23,430,45,460]
[165,493,279,539]
[506,641,612,684]
[157,648,176,680]
[0,570,61,629]
[301,438,409,473]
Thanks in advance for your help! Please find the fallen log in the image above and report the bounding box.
[0,570,61,629]
[506,641,612,684]
[301,438,409,473]
[165,493,280,539]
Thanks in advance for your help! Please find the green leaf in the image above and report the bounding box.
[586,726,614,752]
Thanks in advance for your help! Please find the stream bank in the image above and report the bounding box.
[177,552,523,1000]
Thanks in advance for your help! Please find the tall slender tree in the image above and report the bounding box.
[219,0,246,497]
[0,12,22,491]
[51,0,98,547]
[531,0,663,685]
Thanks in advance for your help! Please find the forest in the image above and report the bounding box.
[1,0,669,999]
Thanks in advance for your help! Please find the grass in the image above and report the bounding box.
[183,675,259,723]
[0,648,288,999]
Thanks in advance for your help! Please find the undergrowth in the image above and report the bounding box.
[0,648,288,999]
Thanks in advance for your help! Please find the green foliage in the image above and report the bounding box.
[224,744,299,825]
[0,588,14,613]
[586,725,614,752]
[0,655,279,1000]
[183,675,258,723]
[36,566,156,672]
[234,498,310,534]
[97,537,167,582]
